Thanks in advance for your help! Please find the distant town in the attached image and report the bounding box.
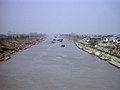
[62,34,120,56]
[61,33,120,68]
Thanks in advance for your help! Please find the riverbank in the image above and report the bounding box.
[75,41,120,68]
[0,37,47,61]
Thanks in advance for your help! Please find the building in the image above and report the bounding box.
[88,37,102,47]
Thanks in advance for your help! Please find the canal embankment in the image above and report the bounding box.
[0,37,47,61]
[75,41,120,68]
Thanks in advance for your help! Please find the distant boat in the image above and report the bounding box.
[61,45,65,47]
[51,41,55,43]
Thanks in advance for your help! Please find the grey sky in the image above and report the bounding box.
[0,0,120,35]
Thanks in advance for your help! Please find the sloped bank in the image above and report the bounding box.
[75,41,120,69]
[0,37,47,61]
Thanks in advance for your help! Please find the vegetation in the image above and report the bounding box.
[0,32,47,41]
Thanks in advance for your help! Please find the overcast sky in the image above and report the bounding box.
[0,0,120,35]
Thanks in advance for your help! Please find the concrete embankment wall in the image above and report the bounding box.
[75,41,120,69]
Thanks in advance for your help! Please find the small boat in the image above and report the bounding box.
[61,45,65,47]
[51,41,55,43]
[53,39,56,41]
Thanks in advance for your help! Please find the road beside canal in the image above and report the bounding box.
[0,37,120,90]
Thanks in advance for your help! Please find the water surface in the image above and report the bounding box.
[0,37,120,90]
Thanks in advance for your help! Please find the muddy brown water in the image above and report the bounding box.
[0,37,120,90]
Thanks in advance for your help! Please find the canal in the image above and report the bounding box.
[0,37,120,90]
